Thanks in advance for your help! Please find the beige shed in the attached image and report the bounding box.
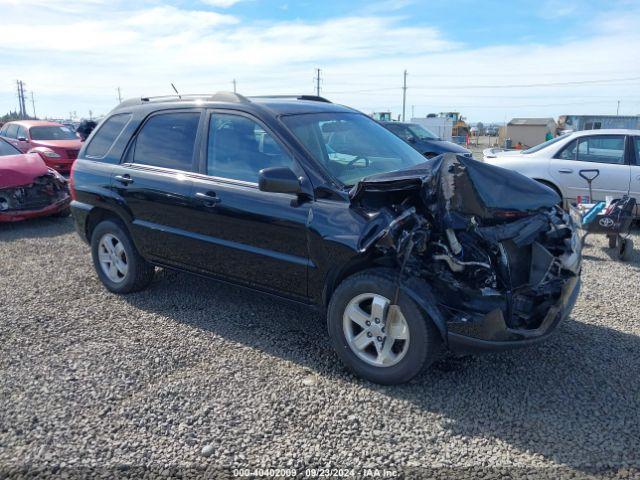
[506,118,557,148]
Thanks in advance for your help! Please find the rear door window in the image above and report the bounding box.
[133,112,200,171]
[85,113,132,158]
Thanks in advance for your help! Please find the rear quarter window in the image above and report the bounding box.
[85,113,132,159]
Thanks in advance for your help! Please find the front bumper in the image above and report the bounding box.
[447,275,581,353]
[0,196,70,222]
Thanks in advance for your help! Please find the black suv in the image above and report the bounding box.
[71,93,581,384]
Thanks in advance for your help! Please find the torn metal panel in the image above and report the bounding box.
[351,153,581,343]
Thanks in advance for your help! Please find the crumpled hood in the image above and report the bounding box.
[0,153,50,189]
[350,153,559,218]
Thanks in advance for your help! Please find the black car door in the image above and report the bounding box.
[110,109,203,266]
[186,110,311,300]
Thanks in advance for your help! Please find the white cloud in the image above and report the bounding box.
[200,0,246,7]
[0,1,639,121]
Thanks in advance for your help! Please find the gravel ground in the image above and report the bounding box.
[1,217,639,479]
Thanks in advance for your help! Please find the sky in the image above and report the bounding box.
[1,0,639,122]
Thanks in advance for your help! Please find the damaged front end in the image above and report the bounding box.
[351,153,581,352]
[0,171,70,222]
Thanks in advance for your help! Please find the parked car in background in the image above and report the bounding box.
[0,137,70,222]
[0,120,82,174]
[381,121,472,158]
[483,129,640,210]
[71,93,581,385]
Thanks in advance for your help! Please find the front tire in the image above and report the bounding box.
[90,219,154,294]
[327,268,442,385]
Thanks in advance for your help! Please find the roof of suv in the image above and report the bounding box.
[112,92,357,116]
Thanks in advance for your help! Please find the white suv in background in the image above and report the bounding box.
[483,129,640,209]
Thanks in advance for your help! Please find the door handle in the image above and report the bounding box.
[195,191,221,207]
[114,174,134,185]
[558,169,573,174]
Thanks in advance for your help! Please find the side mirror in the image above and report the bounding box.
[17,136,27,142]
[258,167,302,194]
[407,136,417,143]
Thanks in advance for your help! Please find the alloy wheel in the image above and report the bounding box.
[342,293,410,367]
[98,233,129,283]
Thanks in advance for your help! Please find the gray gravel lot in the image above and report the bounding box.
[1,217,639,478]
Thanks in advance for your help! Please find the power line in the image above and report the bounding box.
[324,76,640,95]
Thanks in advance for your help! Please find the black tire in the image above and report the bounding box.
[327,268,442,385]
[90,219,154,294]
[51,207,71,218]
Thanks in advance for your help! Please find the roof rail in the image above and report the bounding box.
[249,95,332,104]
[117,91,250,108]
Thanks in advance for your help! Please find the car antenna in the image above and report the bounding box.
[171,83,181,99]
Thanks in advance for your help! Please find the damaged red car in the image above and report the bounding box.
[0,138,71,222]
[70,95,581,384]
[0,120,81,174]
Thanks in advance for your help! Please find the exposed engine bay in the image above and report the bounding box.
[351,153,581,339]
[0,172,69,213]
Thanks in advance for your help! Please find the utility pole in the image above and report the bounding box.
[233,79,237,93]
[315,68,322,97]
[616,100,620,115]
[117,87,123,103]
[89,109,93,120]
[16,80,27,119]
[16,81,23,118]
[402,70,408,122]
[30,91,36,119]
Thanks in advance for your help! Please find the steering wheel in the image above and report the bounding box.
[346,156,370,167]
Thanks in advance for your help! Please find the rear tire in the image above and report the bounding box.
[90,219,154,294]
[327,268,442,385]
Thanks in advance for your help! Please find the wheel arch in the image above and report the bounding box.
[85,207,131,244]
[533,178,563,200]
[323,261,449,342]
[322,254,390,309]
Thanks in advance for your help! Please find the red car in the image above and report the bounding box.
[0,138,70,222]
[0,120,82,174]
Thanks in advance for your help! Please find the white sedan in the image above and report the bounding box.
[483,129,640,209]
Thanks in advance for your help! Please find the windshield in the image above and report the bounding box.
[281,113,428,186]
[407,124,439,140]
[522,133,570,154]
[29,125,78,141]
[0,138,20,157]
